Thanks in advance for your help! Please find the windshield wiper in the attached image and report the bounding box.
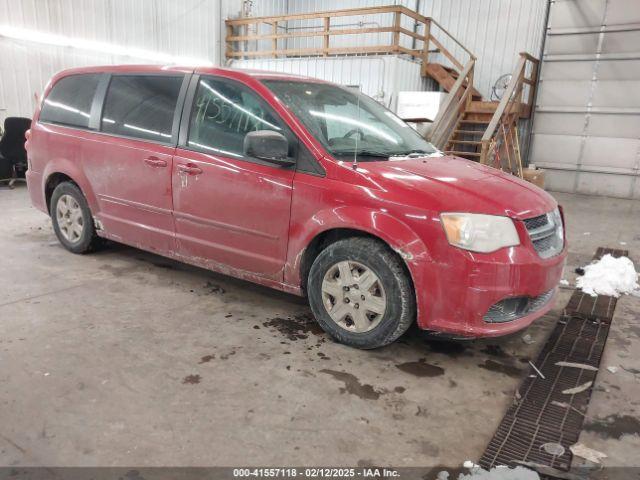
[331,149,393,158]
[388,149,436,157]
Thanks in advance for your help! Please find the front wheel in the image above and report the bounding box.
[307,237,416,349]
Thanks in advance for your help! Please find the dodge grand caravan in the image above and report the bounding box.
[26,65,567,349]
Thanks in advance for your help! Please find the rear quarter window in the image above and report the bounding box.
[39,74,101,129]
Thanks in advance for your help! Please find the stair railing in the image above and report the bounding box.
[428,58,475,149]
[224,5,475,80]
[225,5,433,61]
[479,52,539,175]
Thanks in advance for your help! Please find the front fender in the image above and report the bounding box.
[285,206,435,327]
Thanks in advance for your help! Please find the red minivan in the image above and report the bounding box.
[26,65,567,349]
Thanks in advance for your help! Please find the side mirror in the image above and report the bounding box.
[243,130,295,166]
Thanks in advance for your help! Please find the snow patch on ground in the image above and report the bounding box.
[576,254,639,297]
[437,466,539,480]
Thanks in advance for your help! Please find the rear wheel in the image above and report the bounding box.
[50,182,100,254]
[307,237,415,349]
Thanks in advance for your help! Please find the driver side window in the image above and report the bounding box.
[188,76,286,158]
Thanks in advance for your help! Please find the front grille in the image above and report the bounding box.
[523,210,564,259]
[523,213,548,231]
[483,288,555,323]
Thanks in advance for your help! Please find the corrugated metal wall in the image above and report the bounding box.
[530,0,640,199]
[0,0,223,120]
[227,0,548,99]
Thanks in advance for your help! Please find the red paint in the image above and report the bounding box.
[26,65,567,337]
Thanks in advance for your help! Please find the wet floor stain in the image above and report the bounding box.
[198,354,215,364]
[121,470,146,480]
[144,258,177,270]
[220,350,236,360]
[100,264,139,277]
[585,414,640,439]
[478,359,523,378]
[203,281,225,295]
[425,339,472,357]
[481,345,509,358]
[263,313,325,341]
[319,369,383,400]
[395,359,445,377]
[182,374,201,384]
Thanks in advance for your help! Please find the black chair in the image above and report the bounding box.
[0,117,32,186]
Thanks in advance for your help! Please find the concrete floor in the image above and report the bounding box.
[0,185,639,469]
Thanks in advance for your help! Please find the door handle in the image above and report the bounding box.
[144,156,168,168]
[177,163,203,175]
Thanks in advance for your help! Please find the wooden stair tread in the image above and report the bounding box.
[449,140,481,145]
[446,150,481,157]
[459,119,489,124]
[454,129,484,135]
[423,62,483,99]
[466,101,500,113]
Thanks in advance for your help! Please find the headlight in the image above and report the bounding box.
[440,213,520,253]
[550,207,564,242]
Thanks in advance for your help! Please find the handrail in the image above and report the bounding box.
[481,56,526,144]
[428,18,475,59]
[479,52,540,173]
[428,58,475,149]
[225,5,427,26]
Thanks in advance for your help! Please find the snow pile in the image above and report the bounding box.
[436,465,539,480]
[457,466,539,480]
[576,254,639,297]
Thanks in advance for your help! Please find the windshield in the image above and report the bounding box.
[262,80,437,161]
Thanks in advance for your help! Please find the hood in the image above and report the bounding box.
[361,156,557,219]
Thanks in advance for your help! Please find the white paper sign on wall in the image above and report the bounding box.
[396,91,447,122]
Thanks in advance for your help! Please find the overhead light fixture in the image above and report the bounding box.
[0,25,214,66]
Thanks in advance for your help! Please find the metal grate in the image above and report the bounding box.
[484,288,555,323]
[523,213,549,231]
[479,247,628,472]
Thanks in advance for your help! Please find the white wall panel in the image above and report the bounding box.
[0,0,223,119]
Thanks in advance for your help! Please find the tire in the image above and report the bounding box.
[50,182,100,254]
[307,237,416,349]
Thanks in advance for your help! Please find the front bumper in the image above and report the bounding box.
[416,235,567,338]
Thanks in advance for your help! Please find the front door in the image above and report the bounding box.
[83,73,186,254]
[172,75,295,279]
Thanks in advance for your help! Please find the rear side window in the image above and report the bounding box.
[188,76,286,157]
[101,75,183,142]
[40,74,101,129]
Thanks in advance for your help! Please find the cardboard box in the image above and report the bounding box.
[522,168,545,189]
